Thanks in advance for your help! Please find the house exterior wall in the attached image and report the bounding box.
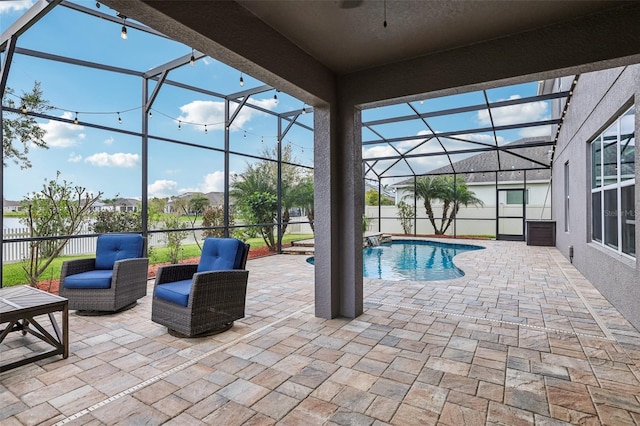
[383,180,551,236]
[552,65,639,330]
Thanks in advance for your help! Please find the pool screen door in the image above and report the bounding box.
[497,188,526,241]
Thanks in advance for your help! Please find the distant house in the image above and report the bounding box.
[393,137,552,208]
[165,192,231,214]
[100,198,140,212]
[2,198,22,213]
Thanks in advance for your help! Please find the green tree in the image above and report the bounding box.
[244,192,278,251]
[289,176,315,232]
[148,197,168,226]
[397,201,415,234]
[3,82,52,169]
[188,194,210,216]
[231,144,313,239]
[401,175,483,235]
[202,205,234,238]
[20,172,102,286]
[162,215,189,264]
[90,210,141,233]
[365,188,394,206]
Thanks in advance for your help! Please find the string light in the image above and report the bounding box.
[189,49,195,67]
[274,90,278,104]
[148,111,152,118]
[239,73,244,87]
[302,104,307,114]
[243,131,247,139]
[73,112,79,125]
[20,103,27,114]
[117,112,122,124]
[120,17,128,40]
[383,0,387,28]
[178,120,181,130]
[204,124,208,134]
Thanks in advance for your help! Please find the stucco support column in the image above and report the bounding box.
[314,103,363,319]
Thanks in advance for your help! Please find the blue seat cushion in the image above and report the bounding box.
[155,280,192,307]
[95,234,144,270]
[197,238,245,273]
[63,270,113,289]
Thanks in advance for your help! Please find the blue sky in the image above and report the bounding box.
[2,1,555,201]
[1,1,314,201]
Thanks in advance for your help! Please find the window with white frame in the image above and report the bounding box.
[590,105,635,258]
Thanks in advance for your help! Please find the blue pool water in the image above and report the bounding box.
[308,240,483,281]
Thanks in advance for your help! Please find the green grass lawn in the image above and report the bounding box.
[2,234,314,287]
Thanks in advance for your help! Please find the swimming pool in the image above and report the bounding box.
[308,239,483,281]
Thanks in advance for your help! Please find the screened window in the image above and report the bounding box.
[590,105,635,258]
[506,189,528,205]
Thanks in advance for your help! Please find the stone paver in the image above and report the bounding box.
[2,240,640,425]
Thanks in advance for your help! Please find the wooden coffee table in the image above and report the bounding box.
[0,286,69,372]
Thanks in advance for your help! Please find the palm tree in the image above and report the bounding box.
[400,176,447,234]
[401,175,483,235]
[440,177,484,234]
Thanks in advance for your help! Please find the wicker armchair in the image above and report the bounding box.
[151,237,250,337]
[59,234,148,314]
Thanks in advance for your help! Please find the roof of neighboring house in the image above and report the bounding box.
[394,137,552,185]
[110,198,139,206]
[3,199,21,207]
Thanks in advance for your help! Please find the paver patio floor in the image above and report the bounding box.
[2,239,640,425]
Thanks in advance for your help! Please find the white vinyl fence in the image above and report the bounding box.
[2,226,165,263]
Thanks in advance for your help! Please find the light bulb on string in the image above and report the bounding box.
[204,124,208,134]
[148,111,152,118]
[178,120,182,130]
[121,17,128,40]
[190,49,195,67]
[239,73,244,87]
[274,90,278,104]
[301,104,307,114]
[383,0,387,28]
[73,112,79,125]
[243,131,247,139]
[20,103,27,114]
[117,112,122,124]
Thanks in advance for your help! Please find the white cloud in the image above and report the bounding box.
[518,125,552,139]
[200,171,225,192]
[104,136,114,145]
[67,153,82,163]
[0,0,35,14]
[177,97,277,131]
[148,179,178,198]
[477,95,548,126]
[40,111,86,148]
[179,170,232,194]
[84,152,139,168]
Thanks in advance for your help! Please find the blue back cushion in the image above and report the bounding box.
[197,238,245,273]
[95,234,144,270]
